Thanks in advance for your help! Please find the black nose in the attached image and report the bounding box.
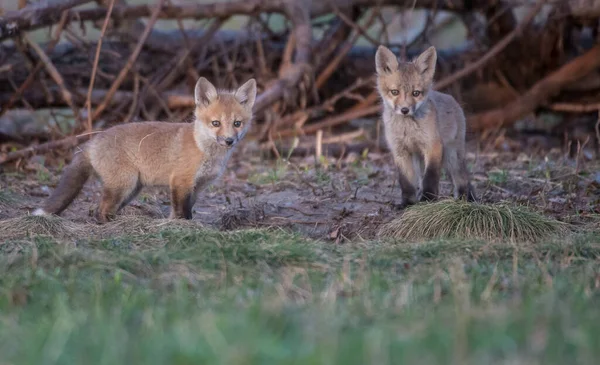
[225,138,234,146]
[401,107,410,115]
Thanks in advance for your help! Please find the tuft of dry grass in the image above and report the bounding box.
[99,215,203,238]
[220,203,266,231]
[378,199,568,243]
[582,214,600,232]
[0,190,18,210]
[0,215,86,240]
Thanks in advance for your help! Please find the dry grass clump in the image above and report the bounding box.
[99,215,203,238]
[0,190,18,210]
[379,199,568,243]
[220,203,266,231]
[0,215,86,240]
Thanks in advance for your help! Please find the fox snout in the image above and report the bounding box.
[395,104,415,116]
[217,136,237,148]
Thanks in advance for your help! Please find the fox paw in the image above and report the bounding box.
[393,198,417,210]
[455,185,477,203]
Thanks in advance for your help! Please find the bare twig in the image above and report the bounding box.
[596,111,600,155]
[23,35,79,117]
[0,10,69,117]
[547,103,600,113]
[279,104,380,138]
[327,0,380,46]
[0,133,94,165]
[322,128,365,144]
[315,130,323,160]
[315,9,378,89]
[0,63,44,116]
[91,0,166,121]
[85,0,116,132]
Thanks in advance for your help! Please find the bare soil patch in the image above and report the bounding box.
[1,140,598,241]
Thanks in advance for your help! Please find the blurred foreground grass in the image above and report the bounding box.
[0,226,599,364]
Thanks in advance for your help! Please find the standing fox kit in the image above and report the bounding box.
[375,45,476,208]
[33,77,257,222]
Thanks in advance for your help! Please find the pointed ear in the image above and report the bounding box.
[194,77,218,107]
[235,78,257,109]
[375,46,399,75]
[414,46,437,82]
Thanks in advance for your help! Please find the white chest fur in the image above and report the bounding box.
[194,147,233,184]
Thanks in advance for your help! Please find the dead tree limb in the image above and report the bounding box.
[469,44,600,132]
[0,0,93,39]
[0,0,492,42]
[0,134,91,165]
[254,0,312,113]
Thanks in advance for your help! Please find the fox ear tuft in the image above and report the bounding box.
[235,78,257,109]
[375,46,399,75]
[195,77,218,107]
[414,46,437,82]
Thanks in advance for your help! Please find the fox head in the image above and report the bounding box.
[375,45,437,117]
[193,77,257,148]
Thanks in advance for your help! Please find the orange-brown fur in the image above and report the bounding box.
[33,77,257,222]
[375,45,476,208]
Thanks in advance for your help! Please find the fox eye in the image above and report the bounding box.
[390,89,399,96]
[211,120,220,127]
[412,90,421,97]
[233,121,242,128]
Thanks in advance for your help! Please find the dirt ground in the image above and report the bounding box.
[1,137,599,241]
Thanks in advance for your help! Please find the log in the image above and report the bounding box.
[0,0,93,39]
[469,44,600,132]
[0,0,499,42]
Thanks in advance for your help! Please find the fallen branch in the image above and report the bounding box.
[546,103,600,113]
[0,0,93,39]
[0,134,92,165]
[254,0,312,113]
[469,44,600,132]
[282,104,380,138]
[0,86,194,109]
[0,0,479,42]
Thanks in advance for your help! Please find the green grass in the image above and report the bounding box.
[0,227,599,364]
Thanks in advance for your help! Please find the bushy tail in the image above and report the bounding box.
[33,151,92,216]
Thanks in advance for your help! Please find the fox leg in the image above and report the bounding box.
[445,148,476,202]
[393,152,419,209]
[97,176,140,223]
[421,140,443,202]
[97,188,128,223]
[169,175,196,220]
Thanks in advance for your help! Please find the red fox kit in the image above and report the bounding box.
[375,45,476,208]
[33,77,257,222]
